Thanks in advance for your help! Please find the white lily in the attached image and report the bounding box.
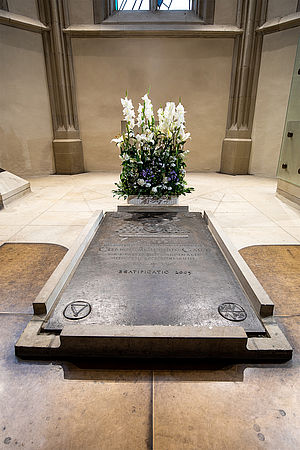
[111,135,124,148]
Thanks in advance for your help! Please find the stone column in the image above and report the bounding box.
[37,0,84,174]
[220,0,267,175]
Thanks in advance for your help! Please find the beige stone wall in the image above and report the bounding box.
[0,25,54,176]
[69,0,94,24]
[267,0,298,21]
[7,0,38,20]
[214,0,237,25]
[72,37,233,172]
[250,28,299,177]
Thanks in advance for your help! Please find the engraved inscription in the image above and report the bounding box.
[118,269,192,275]
[128,195,178,205]
[99,244,212,261]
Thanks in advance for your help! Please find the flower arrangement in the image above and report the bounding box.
[112,92,194,199]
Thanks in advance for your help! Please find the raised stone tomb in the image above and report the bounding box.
[15,208,292,360]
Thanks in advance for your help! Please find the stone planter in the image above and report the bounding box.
[127,195,179,205]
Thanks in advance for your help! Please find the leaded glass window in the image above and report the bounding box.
[116,0,149,10]
[115,0,192,10]
[158,1,192,10]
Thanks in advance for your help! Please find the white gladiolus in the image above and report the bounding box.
[164,102,176,123]
[137,93,154,129]
[121,96,135,129]
[137,179,145,186]
[137,103,144,128]
[142,93,154,123]
[157,107,164,124]
[175,103,185,127]
[157,102,176,134]
[151,186,158,193]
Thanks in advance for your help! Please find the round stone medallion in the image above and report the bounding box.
[63,301,91,320]
[218,302,247,322]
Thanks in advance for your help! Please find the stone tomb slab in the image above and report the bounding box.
[15,210,293,360]
[44,212,264,334]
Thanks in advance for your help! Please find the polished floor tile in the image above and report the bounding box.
[0,173,300,449]
[8,225,83,248]
[30,211,94,226]
[213,211,275,228]
[0,315,152,450]
[153,315,300,450]
[223,226,299,249]
[0,172,299,248]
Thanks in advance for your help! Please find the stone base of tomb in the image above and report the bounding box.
[15,208,293,361]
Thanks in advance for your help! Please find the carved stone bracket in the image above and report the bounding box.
[220,0,268,175]
[37,0,84,174]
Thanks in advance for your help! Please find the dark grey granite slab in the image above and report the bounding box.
[43,212,265,334]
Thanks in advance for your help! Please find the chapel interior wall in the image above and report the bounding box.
[6,0,38,20]
[250,28,299,177]
[72,37,234,172]
[266,0,299,21]
[0,25,54,176]
[0,1,299,177]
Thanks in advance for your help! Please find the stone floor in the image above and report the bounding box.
[1,172,300,449]
[0,172,299,250]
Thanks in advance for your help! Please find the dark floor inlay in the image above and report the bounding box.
[0,243,68,313]
[239,245,300,315]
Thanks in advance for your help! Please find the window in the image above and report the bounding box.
[116,1,149,10]
[94,1,215,24]
[158,1,192,10]
[115,0,192,10]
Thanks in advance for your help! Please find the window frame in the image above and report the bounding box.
[93,0,215,25]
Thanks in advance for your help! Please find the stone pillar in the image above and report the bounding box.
[220,0,267,175]
[37,0,84,174]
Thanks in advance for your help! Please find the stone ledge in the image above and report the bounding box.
[0,170,30,208]
[32,211,104,315]
[205,211,275,317]
[0,9,49,33]
[15,320,292,361]
[63,24,242,38]
[257,12,300,35]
